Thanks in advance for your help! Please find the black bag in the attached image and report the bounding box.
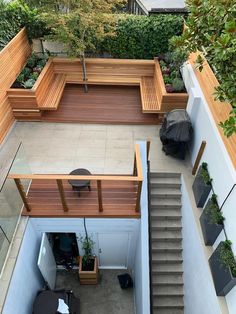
[117,273,133,289]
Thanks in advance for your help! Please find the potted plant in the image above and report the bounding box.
[78,235,98,285]
[192,162,212,207]
[200,194,224,245]
[209,240,236,296]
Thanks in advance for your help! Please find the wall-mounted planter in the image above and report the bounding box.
[200,198,223,246]
[192,164,212,207]
[209,242,236,296]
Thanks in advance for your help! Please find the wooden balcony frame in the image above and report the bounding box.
[8,144,143,215]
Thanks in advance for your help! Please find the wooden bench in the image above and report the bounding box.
[38,74,66,110]
[66,74,141,86]
[140,76,160,113]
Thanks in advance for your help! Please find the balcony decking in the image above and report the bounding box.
[21,179,140,218]
[42,84,161,124]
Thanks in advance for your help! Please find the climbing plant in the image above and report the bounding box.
[170,0,236,137]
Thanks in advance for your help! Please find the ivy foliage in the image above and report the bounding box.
[101,14,184,59]
[170,0,236,137]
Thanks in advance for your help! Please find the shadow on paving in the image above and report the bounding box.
[55,269,134,314]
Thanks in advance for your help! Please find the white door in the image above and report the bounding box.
[37,233,57,289]
[98,233,129,269]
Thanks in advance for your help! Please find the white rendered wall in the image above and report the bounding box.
[134,141,150,314]
[31,217,139,269]
[181,178,222,314]
[182,63,236,313]
[2,220,43,314]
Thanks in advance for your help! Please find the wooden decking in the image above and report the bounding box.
[42,84,162,124]
[22,179,140,218]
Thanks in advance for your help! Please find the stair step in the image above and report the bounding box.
[151,197,181,207]
[150,182,181,189]
[153,295,184,308]
[153,285,184,296]
[153,309,184,314]
[151,187,181,197]
[150,209,182,220]
[152,274,183,285]
[151,219,182,231]
[152,252,183,263]
[152,230,182,242]
[151,240,182,252]
[152,262,183,274]
[150,172,181,178]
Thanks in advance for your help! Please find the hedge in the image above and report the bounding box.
[101,14,184,59]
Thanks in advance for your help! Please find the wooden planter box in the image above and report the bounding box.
[7,58,54,120]
[154,60,189,112]
[209,242,236,296]
[200,199,223,246]
[79,256,98,285]
[192,165,212,207]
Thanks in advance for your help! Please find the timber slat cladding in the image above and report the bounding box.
[22,179,140,218]
[140,76,160,112]
[0,28,31,143]
[189,53,236,169]
[42,84,161,124]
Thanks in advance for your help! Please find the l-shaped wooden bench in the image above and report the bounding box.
[7,57,188,120]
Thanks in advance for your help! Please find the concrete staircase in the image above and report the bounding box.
[149,172,184,314]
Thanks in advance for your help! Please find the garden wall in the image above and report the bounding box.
[182,57,236,313]
[0,28,31,144]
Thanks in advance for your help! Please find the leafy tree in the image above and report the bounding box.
[39,0,125,92]
[170,0,236,137]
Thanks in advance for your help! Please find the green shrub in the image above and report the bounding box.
[101,14,184,59]
[219,240,236,277]
[172,78,184,92]
[206,194,224,225]
[23,78,36,89]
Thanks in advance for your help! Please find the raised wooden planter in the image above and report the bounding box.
[79,256,98,285]
[154,59,188,112]
[7,58,62,120]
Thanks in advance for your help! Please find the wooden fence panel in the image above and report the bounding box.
[0,28,31,143]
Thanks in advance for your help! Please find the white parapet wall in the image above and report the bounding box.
[182,62,236,313]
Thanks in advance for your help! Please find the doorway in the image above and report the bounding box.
[48,232,79,269]
[98,233,129,269]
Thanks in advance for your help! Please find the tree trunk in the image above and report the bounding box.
[81,55,88,93]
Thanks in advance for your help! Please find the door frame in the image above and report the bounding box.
[97,232,131,269]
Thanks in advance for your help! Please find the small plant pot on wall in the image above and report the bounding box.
[79,256,98,285]
[200,194,224,246]
[192,162,212,207]
[209,241,236,296]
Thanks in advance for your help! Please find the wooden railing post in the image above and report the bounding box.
[56,179,68,212]
[135,181,142,212]
[192,141,206,175]
[97,180,103,212]
[14,178,31,212]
